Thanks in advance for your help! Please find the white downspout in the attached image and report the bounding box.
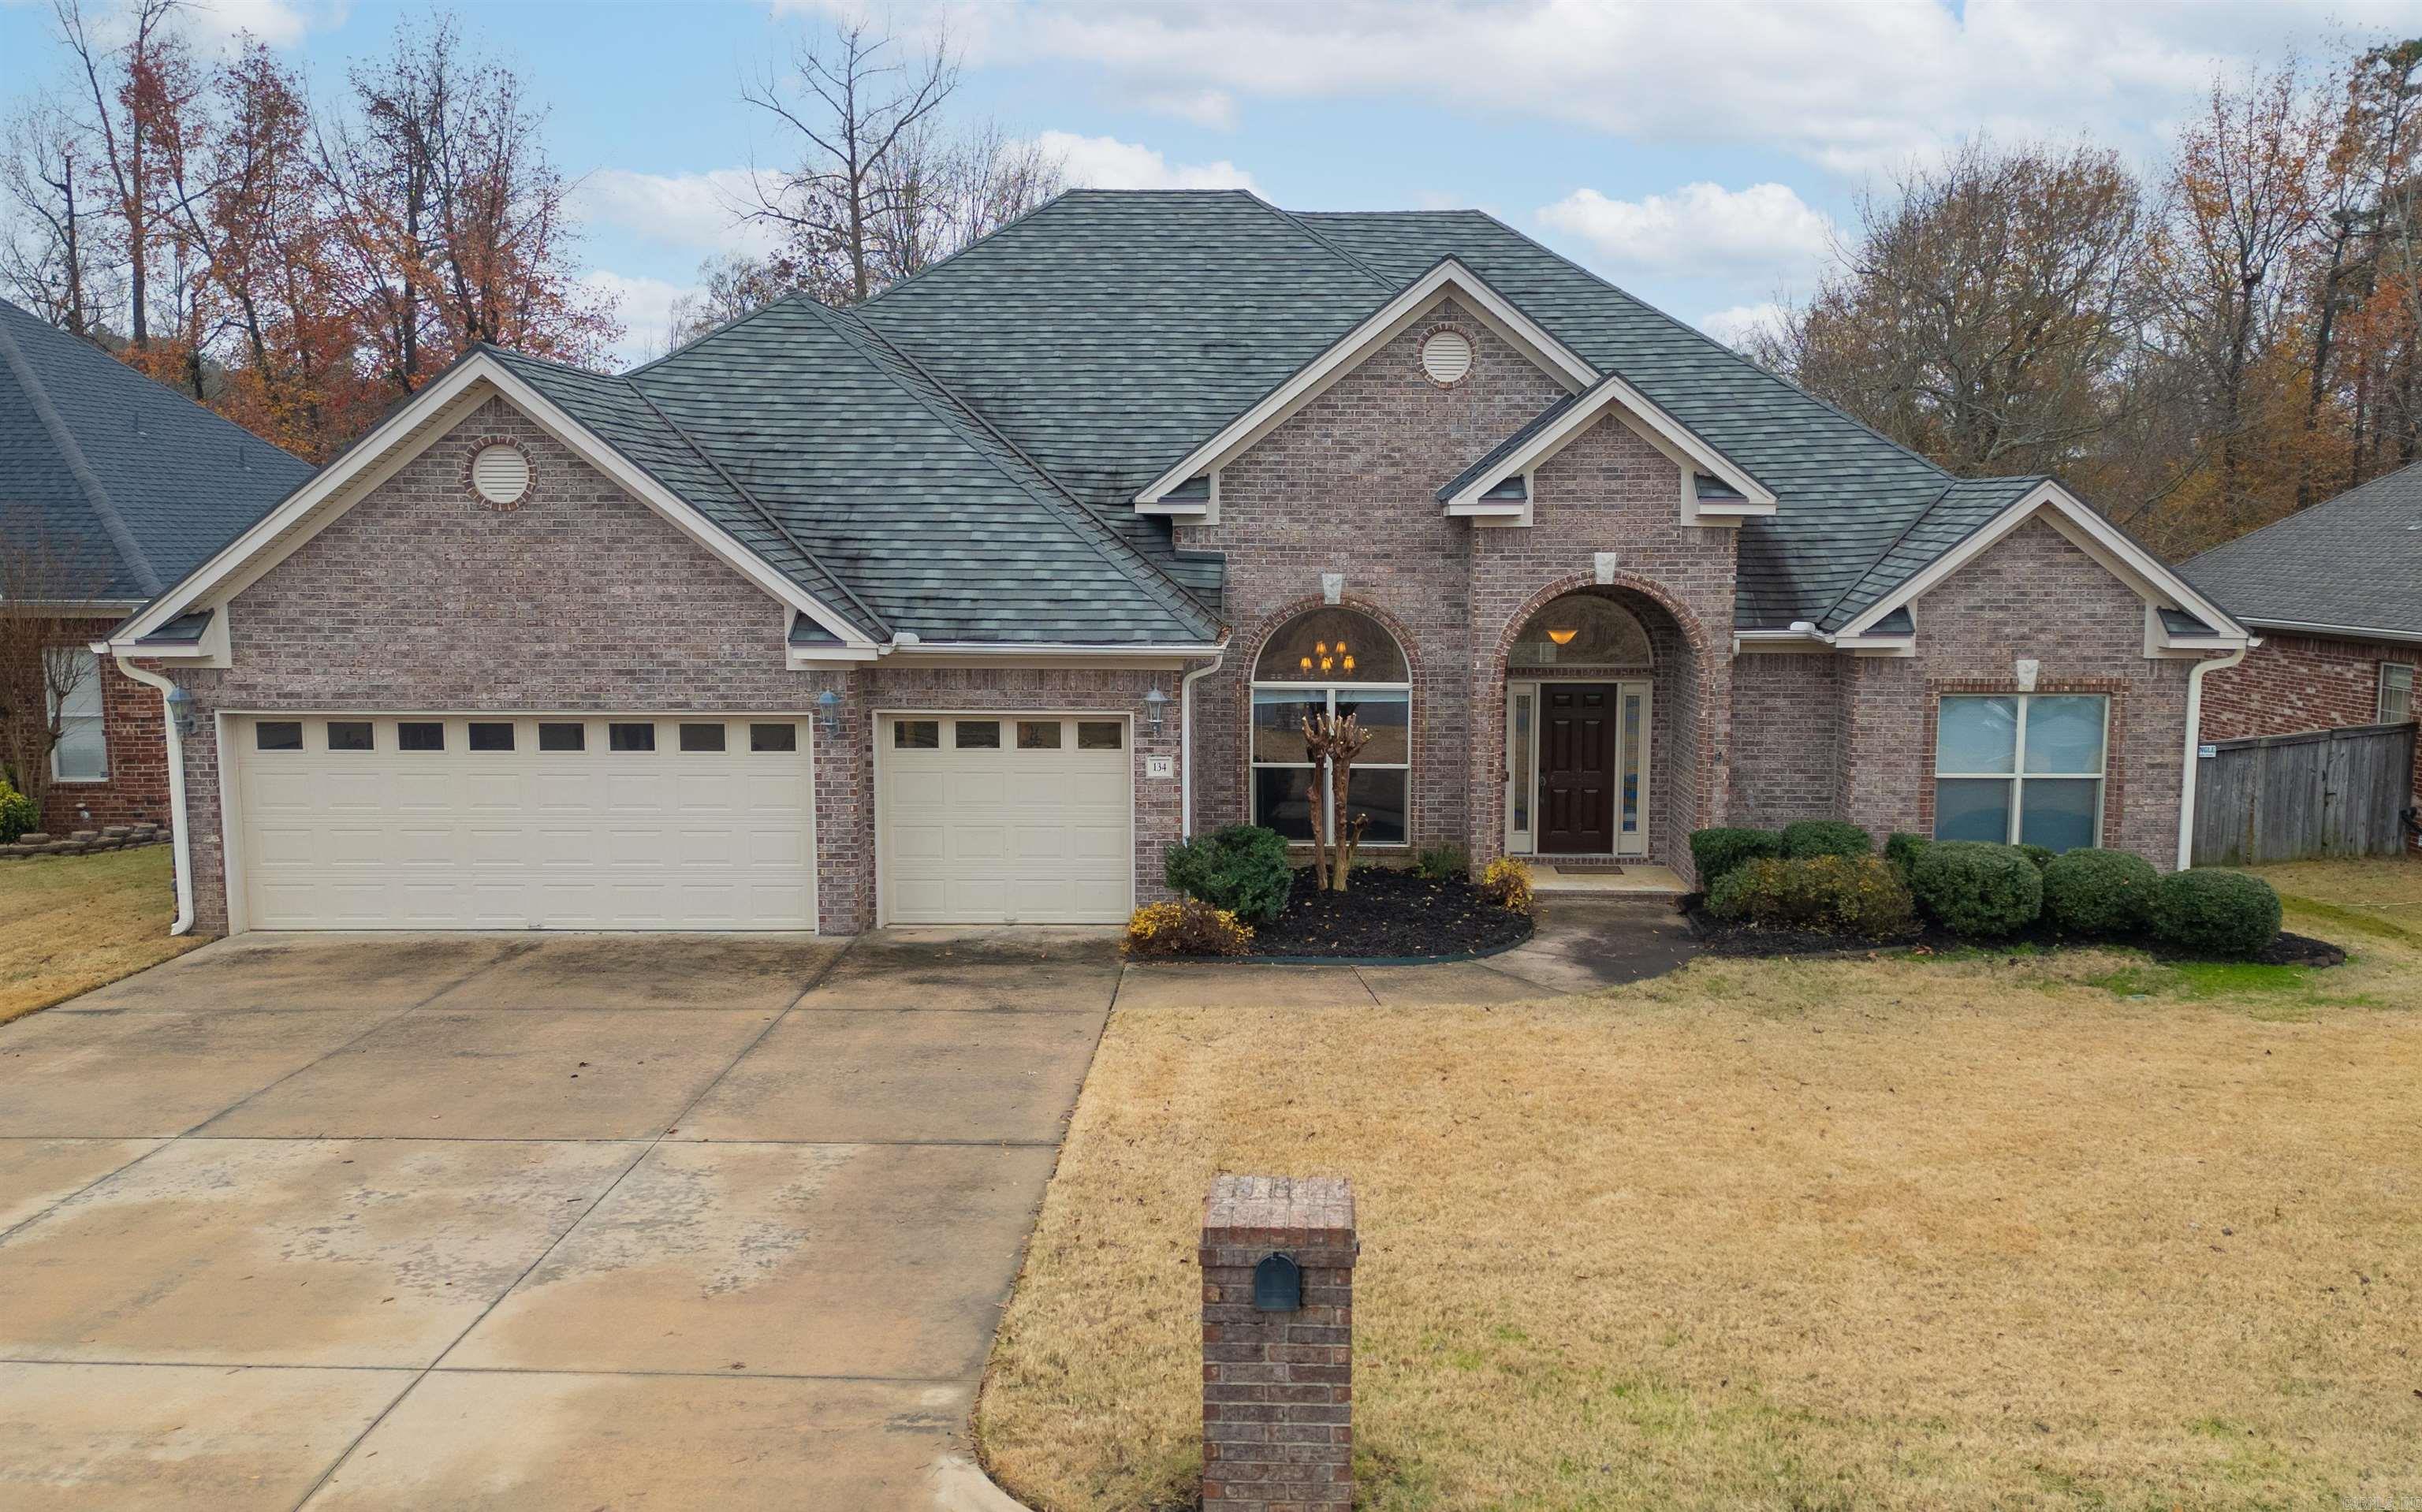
[2177,644,2249,871]
[112,652,196,936]
[1179,650,1226,839]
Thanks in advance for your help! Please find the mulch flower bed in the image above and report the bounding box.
[1241,866,1533,960]
[1681,898,2345,968]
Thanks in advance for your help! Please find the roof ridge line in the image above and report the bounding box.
[620,372,893,638]
[833,309,1221,639]
[1818,479,1957,626]
[1455,208,1956,486]
[0,311,161,595]
[1253,196,1395,290]
[2184,458,2422,564]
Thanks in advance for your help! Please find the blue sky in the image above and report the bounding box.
[9,0,2422,363]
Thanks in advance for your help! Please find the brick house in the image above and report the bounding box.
[2186,464,2422,849]
[96,192,2250,938]
[0,298,311,836]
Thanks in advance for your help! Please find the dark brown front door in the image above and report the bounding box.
[1539,683,1615,854]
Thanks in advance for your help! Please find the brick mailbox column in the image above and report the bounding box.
[1200,1175,1357,1511]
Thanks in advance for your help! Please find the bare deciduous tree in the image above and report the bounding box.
[1300,712,1373,892]
[0,509,115,825]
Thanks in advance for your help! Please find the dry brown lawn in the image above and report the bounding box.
[980,891,2422,1510]
[0,847,199,1024]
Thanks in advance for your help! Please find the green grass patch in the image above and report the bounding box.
[2081,959,2382,1017]
[2276,893,2419,944]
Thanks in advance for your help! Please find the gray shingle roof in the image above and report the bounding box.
[2185,463,2422,639]
[0,297,313,601]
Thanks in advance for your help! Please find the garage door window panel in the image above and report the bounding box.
[539,722,585,751]
[956,720,1001,749]
[398,722,445,752]
[750,723,798,753]
[468,722,515,752]
[894,720,939,750]
[609,722,656,752]
[256,721,304,752]
[327,721,374,752]
[679,722,726,753]
[1077,721,1123,750]
[1016,721,1062,750]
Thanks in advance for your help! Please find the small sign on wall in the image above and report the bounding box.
[1145,755,1176,778]
[2198,743,2217,759]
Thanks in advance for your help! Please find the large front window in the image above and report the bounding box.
[48,647,107,783]
[1934,694,2107,851]
[1250,608,1410,845]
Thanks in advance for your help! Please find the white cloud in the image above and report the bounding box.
[181,0,338,51]
[1029,131,1257,192]
[583,270,695,367]
[1538,183,1832,275]
[1698,302,1788,352]
[955,0,2422,176]
[568,169,783,261]
[1135,88,1237,129]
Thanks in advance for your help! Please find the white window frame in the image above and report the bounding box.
[2379,663,2415,724]
[47,646,108,784]
[1249,681,1413,846]
[1933,693,2109,850]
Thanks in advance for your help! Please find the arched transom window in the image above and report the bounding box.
[1507,594,1653,673]
[1250,608,1410,845]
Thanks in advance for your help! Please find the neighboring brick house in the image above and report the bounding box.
[2186,464,2422,850]
[0,298,311,835]
[98,191,2249,939]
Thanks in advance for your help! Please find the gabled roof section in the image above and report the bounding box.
[2184,461,2422,639]
[627,296,1221,646]
[0,296,312,602]
[1127,255,1600,506]
[1831,478,2247,643]
[1435,367,1776,515]
[1437,397,1581,505]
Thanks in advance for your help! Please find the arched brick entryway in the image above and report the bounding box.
[1470,573,1729,874]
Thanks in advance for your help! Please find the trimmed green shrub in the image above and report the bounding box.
[0,780,33,844]
[1910,840,2044,938]
[2146,869,2282,960]
[1780,820,1873,860]
[1163,824,1292,924]
[1706,855,1917,938]
[2018,844,2056,872]
[1884,832,1931,882]
[1689,827,1782,887]
[1412,843,1470,881]
[2040,848,2159,936]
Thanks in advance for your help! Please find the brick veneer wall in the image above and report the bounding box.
[2203,630,2421,850]
[143,396,1183,935]
[37,617,171,833]
[1199,1175,1356,1511]
[1727,651,1842,830]
[1179,298,1738,874]
[1180,298,1570,852]
[1835,516,2205,866]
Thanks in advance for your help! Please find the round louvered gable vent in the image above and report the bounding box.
[470,442,531,507]
[1421,330,1473,385]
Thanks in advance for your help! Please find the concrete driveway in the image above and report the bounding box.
[0,929,1116,1511]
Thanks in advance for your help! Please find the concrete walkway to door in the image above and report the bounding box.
[0,928,1111,1511]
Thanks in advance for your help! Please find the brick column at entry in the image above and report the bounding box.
[1200,1175,1358,1510]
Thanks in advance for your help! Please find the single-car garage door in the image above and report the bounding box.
[232,714,814,930]
[879,713,1131,925]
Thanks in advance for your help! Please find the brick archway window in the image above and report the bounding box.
[1508,594,1653,673]
[1250,608,1409,845]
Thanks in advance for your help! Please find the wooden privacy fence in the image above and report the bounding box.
[2191,721,2418,866]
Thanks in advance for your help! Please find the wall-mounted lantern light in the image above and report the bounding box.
[815,687,842,736]
[1142,684,1171,737]
[164,683,199,739]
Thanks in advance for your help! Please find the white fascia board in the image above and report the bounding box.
[1134,259,1597,507]
[116,352,878,652]
[2237,616,2422,646]
[1442,373,1777,514]
[1836,481,2251,645]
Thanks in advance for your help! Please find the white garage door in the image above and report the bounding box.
[232,714,814,931]
[880,713,1132,925]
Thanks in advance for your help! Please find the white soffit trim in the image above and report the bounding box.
[115,352,877,650]
[1835,481,2250,643]
[1133,259,1598,506]
[1440,373,1777,514]
[2238,616,2422,646]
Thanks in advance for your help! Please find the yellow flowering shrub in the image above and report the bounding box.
[1478,856,1534,914]
[1123,899,1254,957]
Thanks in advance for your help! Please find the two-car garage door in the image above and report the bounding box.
[226,709,1134,931]
[233,714,814,931]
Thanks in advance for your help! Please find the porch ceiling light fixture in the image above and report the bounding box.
[1545,627,1579,646]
